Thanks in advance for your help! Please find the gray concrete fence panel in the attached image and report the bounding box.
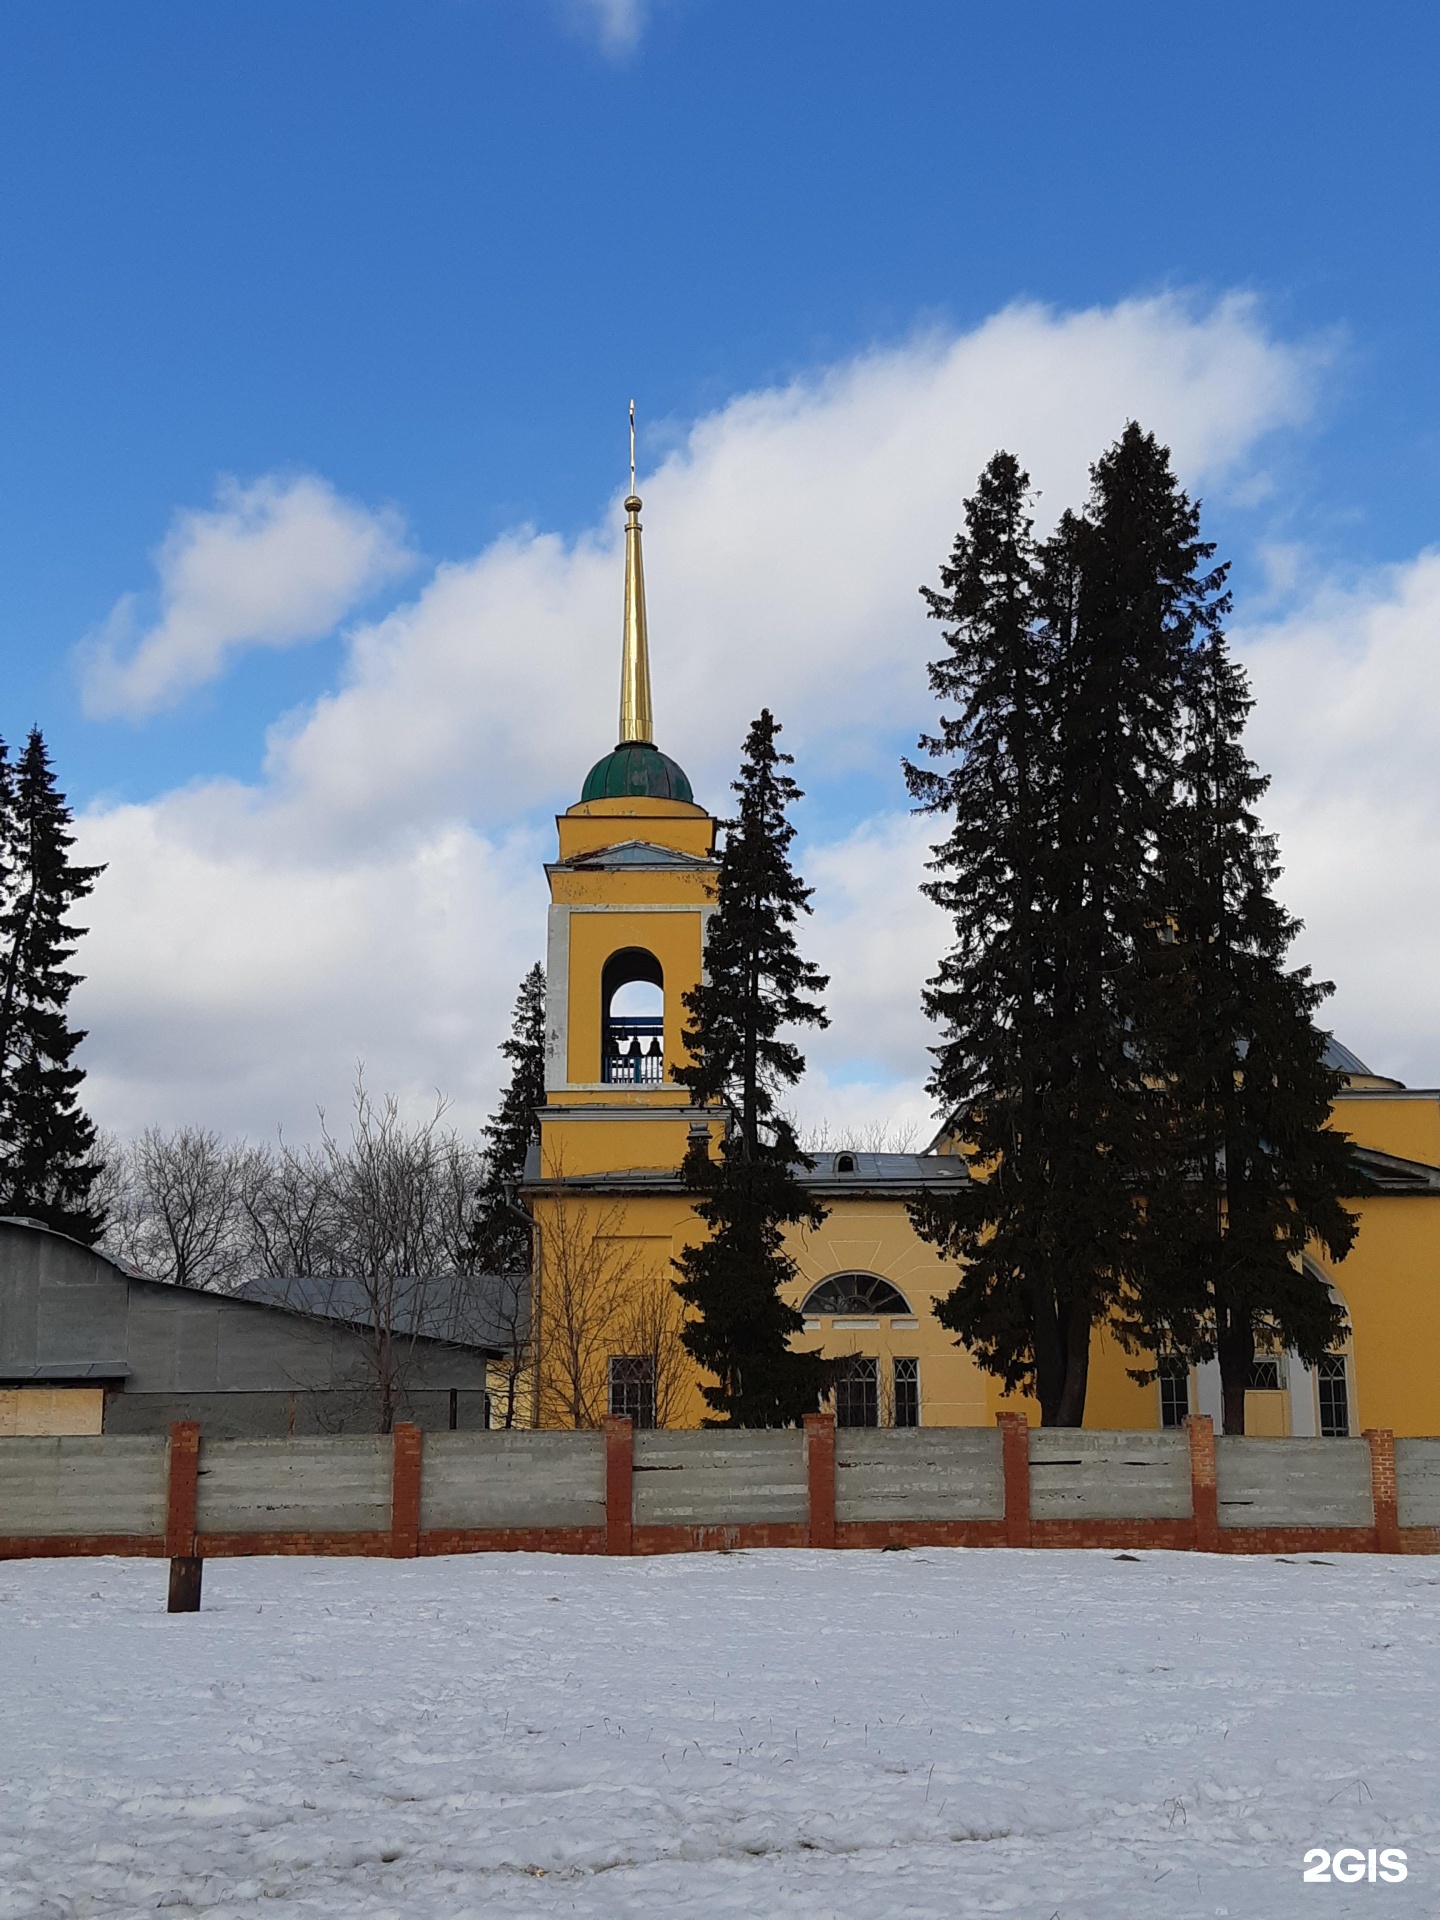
[196,1437,392,1535]
[1395,1438,1440,1530]
[1216,1436,1374,1529]
[420,1431,606,1531]
[0,1435,167,1537]
[835,1427,1004,1523]
[633,1429,808,1526]
[1029,1429,1192,1521]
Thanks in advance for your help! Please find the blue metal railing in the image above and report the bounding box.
[603,1016,665,1084]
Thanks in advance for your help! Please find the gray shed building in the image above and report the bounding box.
[0,1217,516,1437]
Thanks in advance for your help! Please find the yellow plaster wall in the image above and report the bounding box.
[1334,1091,1440,1166]
[1309,1199,1440,1435]
[528,1188,717,1429]
[783,1201,991,1426]
[556,797,715,862]
[564,908,709,1086]
[1079,1325,1160,1431]
[539,1114,704,1177]
[526,1176,1440,1433]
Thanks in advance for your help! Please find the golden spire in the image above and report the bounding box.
[618,398,654,746]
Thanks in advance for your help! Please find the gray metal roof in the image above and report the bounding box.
[230,1270,526,1354]
[1324,1036,1375,1077]
[1349,1146,1440,1195]
[525,1148,969,1197]
[803,1150,969,1193]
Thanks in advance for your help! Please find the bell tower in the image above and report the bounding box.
[537,420,720,1181]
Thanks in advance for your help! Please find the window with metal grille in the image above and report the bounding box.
[1159,1363,1190,1429]
[608,1355,656,1429]
[835,1355,879,1428]
[1246,1359,1282,1392]
[801,1273,912,1318]
[1318,1355,1350,1437]
[893,1356,919,1428]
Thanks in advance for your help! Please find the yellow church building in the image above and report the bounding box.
[524,480,1440,1440]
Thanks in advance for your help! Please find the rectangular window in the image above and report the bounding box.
[1158,1363,1190,1429]
[1317,1356,1350,1437]
[835,1355,879,1428]
[608,1355,656,1429]
[893,1356,920,1428]
[1246,1359,1283,1392]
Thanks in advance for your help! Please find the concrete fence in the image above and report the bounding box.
[1,1414,1435,1560]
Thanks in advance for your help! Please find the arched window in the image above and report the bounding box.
[1300,1262,1354,1437]
[835,1152,857,1174]
[601,948,664,1085]
[801,1272,912,1318]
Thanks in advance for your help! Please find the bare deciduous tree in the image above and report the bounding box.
[96,1078,512,1434]
[800,1118,920,1154]
[614,1259,691,1431]
[315,1084,452,1429]
[100,1127,261,1289]
[534,1172,689,1429]
[535,1185,637,1429]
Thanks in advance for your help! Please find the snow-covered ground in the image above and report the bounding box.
[2,1549,1437,1918]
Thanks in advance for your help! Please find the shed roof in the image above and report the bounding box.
[231,1270,526,1352]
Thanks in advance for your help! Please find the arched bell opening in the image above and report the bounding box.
[601,947,665,1085]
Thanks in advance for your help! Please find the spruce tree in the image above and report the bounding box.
[672,710,833,1426]
[0,729,106,1242]
[908,428,1229,1424]
[468,961,546,1274]
[903,452,1072,1416]
[1121,625,1358,1432]
[1032,425,1225,1422]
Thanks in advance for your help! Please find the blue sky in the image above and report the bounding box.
[2,1,1439,1135]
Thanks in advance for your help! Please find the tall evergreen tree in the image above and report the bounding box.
[1033,424,1226,1422]
[0,729,106,1242]
[672,710,833,1426]
[908,428,1230,1424]
[467,962,546,1274]
[903,452,1072,1415]
[1120,624,1358,1432]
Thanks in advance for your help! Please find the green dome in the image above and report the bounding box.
[581,742,694,804]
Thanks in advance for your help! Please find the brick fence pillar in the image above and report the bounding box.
[1186,1413,1219,1552]
[390,1423,423,1558]
[805,1412,837,1549]
[165,1421,200,1557]
[165,1421,202,1612]
[604,1416,633,1556]
[998,1413,1031,1548]
[1365,1428,1400,1553]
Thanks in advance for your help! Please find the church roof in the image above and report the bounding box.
[523,1144,968,1198]
[580,741,694,804]
[555,838,713,872]
[232,1271,523,1352]
[1324,1036,1374,1077]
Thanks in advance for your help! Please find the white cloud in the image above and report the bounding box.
[567,0,653,56]
[79,475,412,720]
[1240,552,1440,1089]
[259,294,1314,848]
[72,293,1321,1138]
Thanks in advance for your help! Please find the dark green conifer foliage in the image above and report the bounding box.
[467,961,546,1274]
[908,428,1233,1424]
[1035,425,1226,1423]
[902,452,1072,1416]
[0,729,106,1242]
[673,711,834,1425]
[1122,626,1357,1433]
